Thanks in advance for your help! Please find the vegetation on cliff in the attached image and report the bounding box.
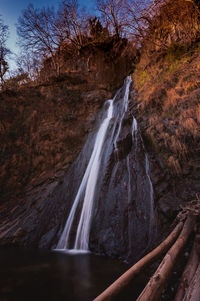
[134,43,200,175]
[133,0,200,177]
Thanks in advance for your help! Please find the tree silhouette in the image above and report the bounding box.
[17,4,64,76]
[97,0,126,38]
[0,17,10,88]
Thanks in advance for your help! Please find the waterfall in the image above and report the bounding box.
[56,76,155,258]
[113,77,132,150]
[57,98,114,250]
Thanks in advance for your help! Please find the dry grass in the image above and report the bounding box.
[133,41,200,175]
[196,105,200,123]
[167,156,182,175]
[180,117,199,138]
[163,89,180,110]
[159,132,171,148]
[149,114,160,127]
[170,136,188,158]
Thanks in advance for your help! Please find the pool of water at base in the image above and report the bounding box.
[0,247,144,301]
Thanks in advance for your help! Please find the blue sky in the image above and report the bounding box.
[0,0,95,71]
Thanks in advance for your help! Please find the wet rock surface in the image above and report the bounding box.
[89,127,156,262]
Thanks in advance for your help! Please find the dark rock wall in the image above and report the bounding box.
[59,39,134,91]
[0,81,110,204]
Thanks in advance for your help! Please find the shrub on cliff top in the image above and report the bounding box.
[142,0,200,55]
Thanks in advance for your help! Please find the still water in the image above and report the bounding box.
[0,248,144,301]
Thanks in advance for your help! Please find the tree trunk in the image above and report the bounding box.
[174,235,199,301]
[93,221,184,301]
[136,216,195,301]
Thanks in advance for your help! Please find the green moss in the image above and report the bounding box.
[134,68,151,89]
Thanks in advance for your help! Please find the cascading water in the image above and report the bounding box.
[57,98,114,250]
[56,76,156,260]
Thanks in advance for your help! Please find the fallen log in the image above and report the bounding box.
[174,235,199,301]
[136,216,195,301]
[182,263,200,301]
[93,221,184,301]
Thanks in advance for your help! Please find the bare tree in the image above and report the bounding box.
[96,0,127,38]
[17,2,90,78]
[16,50,42,81]
[124,0,155,44]
[0,17,10,88]
[17,4,64,75]
[58,0,89,48]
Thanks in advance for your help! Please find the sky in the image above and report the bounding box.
[0,0,96,71]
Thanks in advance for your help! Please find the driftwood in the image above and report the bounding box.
[94,196,200,301]
[174,235,200,301]
[183,263,200,301]
[136,216,195,301]
[93,221,184,301]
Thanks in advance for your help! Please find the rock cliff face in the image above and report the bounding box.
[0,77,111,204]
[132,42,200,235]
[0,78,156,264]
[41,37,135,91]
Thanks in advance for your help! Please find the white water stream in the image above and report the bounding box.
[57,97,115,250]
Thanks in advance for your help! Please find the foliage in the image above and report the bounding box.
[134,68,150,88]
[133,38,200,175]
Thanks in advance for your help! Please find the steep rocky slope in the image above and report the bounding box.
[131,42,200,231]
